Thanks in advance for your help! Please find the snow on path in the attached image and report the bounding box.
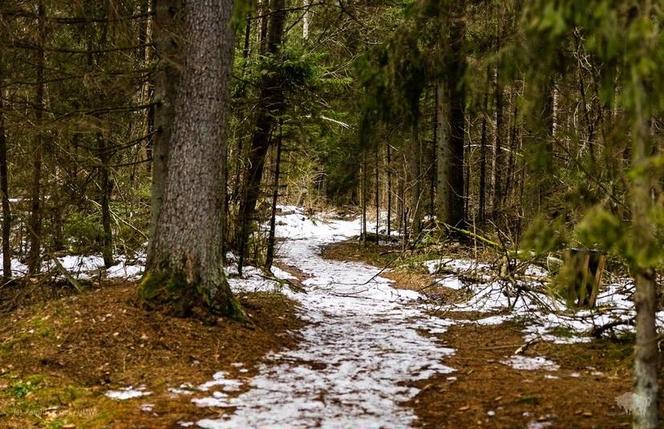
[195,208,455,428]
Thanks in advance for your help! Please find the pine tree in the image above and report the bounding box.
[140,0,242,318]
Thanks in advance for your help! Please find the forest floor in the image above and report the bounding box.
[0,207,662,428]
[0,282,303,428]
[323,241,650,428]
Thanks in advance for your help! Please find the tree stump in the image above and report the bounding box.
[564,248,606,307]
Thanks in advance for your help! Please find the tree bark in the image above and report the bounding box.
[27,1,46,275]
[144,0,156,174]
[147,0,179,266]
[98,134,114,268]
[236,0,287,274]
[491,64,505,217]
[0,48,11,280]
[504,91,518,204]
[265,122,283,270]
[435,83,446,223]
[438,0,467,230]
[631,107,659,429]
[302,0,311,39]
[478,91,489,225]
[409,119,422,237]
[386,142,392,238]
[89,0,114,268]
[141,0,241,318]
[375,142,379,239]
[361,148,367,242]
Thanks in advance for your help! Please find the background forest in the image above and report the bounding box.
[1,0,663,428]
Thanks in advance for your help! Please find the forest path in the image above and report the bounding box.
[195,208,455,428]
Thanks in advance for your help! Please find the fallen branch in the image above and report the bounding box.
[515,336,540,355]
[590,318,635,338]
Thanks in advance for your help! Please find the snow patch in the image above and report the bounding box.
[105,386,151,400]
[501,355,559,372]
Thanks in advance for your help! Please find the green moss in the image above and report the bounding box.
[8,378,41,399]
[139,268,246,321]
[516,394,540,405]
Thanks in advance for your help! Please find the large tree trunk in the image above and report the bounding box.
[0,52,11,280]
[140,0,241,318]
[236,0,287,274]
[27,2,46,275]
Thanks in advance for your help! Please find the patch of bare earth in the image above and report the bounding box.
[322,238,664,429]
[410,321,639,428]
[0,280,303,428]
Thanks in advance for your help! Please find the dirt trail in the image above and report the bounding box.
[192,209,456,428]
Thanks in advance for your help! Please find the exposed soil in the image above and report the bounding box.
[323,239,663,429]
[409,321,636,428]
[0,280,303,428]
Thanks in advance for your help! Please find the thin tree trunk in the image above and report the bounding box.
[631,33,659,423]
[375,143,379,239]
[361,148,367,242]
[430,85,438,220]
[491,64,505,217]
[98,134,114,267]
[0,55,11,280]
[478,91,489,225]
[141,0,241,318]
[27,2,46,275]
[265,122,283,270]
[435,83,446,223]
[409,120,422,237]
[504,90,518,204]
[91,0,114,268]
[236,0,288,274]
[144,0,156,174]
[631,140,659,429]
[387,142,392,238]
[302,0,311,39]
[259,0,270,54]
[576,51,596,163]
[243,13,252,59]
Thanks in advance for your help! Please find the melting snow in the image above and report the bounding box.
[194,206,455,428]
[423,258,490,275]
[502,356,559,372]
[421,256,663,344]
[198,371,244,392]
[0,253,145,280]
[105,386,151,400]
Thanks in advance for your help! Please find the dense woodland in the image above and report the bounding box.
[1,1,663,428]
